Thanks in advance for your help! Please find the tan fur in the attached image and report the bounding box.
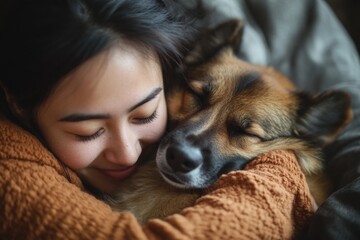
[105,155,199,223]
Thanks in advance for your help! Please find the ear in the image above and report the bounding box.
[184,19,244,66]
[295,90,352,145]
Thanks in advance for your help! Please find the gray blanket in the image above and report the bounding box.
[177,0,360,238]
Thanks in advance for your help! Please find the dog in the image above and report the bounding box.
[103,19,353,223]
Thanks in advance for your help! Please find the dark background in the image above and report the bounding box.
[0,0,359,54]
[326,0,360,54]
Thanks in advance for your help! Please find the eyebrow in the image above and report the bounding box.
[59,87,163,122]
[128,87,162,112]
[59,113,111,122]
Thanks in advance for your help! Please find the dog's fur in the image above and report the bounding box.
[104,20,353,223]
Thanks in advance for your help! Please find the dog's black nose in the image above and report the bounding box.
[166,145,203,173]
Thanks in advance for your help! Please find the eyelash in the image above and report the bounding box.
[75,110,158,142]
[135,110,158,124]
[76,128,105,142]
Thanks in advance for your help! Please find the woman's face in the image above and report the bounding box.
[37,44,167,193]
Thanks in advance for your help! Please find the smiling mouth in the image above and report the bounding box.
[100,165,138,180]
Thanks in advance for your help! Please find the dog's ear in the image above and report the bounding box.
[184,19,244,66]
[295,91,352,145]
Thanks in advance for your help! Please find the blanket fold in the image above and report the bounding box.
[0,119,313,239]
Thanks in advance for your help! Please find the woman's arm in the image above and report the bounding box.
[0,120,313,239]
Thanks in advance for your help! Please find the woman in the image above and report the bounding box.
[0,0,193,194]
[0,0,315,239]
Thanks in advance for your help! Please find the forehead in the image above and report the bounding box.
[38,45,162,116]
[58,45,160,94]
[190,50,295,105]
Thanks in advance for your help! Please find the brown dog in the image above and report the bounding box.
[104,20,352,223]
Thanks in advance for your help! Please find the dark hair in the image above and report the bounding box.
[0,0,196,124]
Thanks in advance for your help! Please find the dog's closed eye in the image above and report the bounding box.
[227,119,265,140]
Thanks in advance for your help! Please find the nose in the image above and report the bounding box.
[165,144,203,173]
[104,127,141,166]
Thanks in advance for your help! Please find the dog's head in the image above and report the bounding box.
[156,20,353,189]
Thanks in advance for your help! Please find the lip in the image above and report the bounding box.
[100,165,138,180]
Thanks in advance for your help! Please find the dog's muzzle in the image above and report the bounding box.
[156,139,208,189]
[156,131,248,189]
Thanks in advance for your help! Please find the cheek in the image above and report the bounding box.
[49,140,103,170]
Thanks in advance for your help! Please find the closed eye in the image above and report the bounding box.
[243,130,263,139]
[133,109,158,124]
[75,128,105,142]
[227,120,265,140]
[229,126,260,138]
[185,85,205,108]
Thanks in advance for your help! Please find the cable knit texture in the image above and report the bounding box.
[0,119,314,239]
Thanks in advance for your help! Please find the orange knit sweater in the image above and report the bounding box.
[0,119,313,239]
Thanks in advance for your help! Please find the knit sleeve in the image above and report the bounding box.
[143,150,314,240]
[0,120,313,239]
[0,160,144,239]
